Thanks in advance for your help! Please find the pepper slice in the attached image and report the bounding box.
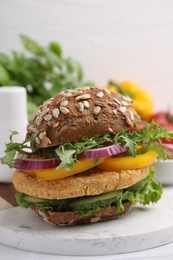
[97,151,157,171]
[23,157,106,180]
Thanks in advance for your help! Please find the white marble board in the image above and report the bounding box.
[0,187,173,256]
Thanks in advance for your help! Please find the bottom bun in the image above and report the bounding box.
[33,201,132,225]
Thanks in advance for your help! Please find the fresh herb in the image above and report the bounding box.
[15,166,162,216]
[0,35,93,120]
[0,131,32,168]
[115,121,173,158]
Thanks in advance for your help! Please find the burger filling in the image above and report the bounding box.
[0,121,172,216]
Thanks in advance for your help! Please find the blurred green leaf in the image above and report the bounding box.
[49,42,62,57]
[20,34,45,56]
[0,53,9,67]
[0,64,10,85]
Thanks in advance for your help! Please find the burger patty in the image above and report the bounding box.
[12,166,149,200]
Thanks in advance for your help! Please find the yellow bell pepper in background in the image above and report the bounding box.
[107,81,153,119]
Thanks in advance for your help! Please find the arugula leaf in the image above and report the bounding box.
[115,134,137,157]
[115,121,173,159]
[55,148,76,170]
[0,131,32,168]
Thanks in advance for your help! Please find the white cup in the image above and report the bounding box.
[0,87,27,182]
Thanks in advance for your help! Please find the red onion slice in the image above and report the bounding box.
[15,143,127,170]
[15,157,61,170]
[78,143,127,159]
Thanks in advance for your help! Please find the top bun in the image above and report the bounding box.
[27,87,140,149]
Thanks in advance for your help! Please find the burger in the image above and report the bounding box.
[0,87,171,225]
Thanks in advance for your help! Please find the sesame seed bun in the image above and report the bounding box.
[27,87,140,149]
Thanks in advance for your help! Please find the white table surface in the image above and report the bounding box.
[1,242,173,260]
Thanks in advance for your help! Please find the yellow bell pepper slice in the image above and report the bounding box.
[24,157,106,180]
[97,151,157,171]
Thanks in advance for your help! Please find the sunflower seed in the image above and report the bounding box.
[52,108,60,118]
[93,106,101,115]
[126,117,134,127]
[40,108,49,118]
[27,125,39,133]
[63,92,73,97]
[39,131,46,140]
[121,101,129,107]
[35,137,40,144]
[108,102,118,108]
[53,122,60,128]
[123,96,132,103]
[73,90,84,97]
[76,102,84,112]
[118,107,127,114]
[129,110,134,121]
[32,108,41,120]
[96,91,104,98]
[83,100,90,108]
[114,97,121,105]
[44,114,52,121]
[60,100,69,106]
[108,127,113,133]
[60,106,69,114]
[104,88,110,94]
[75,94,91,101]
[42,137,51,146]
[35,116,42,126]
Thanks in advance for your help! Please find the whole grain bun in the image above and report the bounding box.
[12,166,149,200]
[27,87,140,149]
[33,201,132,225]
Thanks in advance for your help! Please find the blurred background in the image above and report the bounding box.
[0,0,173,113]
